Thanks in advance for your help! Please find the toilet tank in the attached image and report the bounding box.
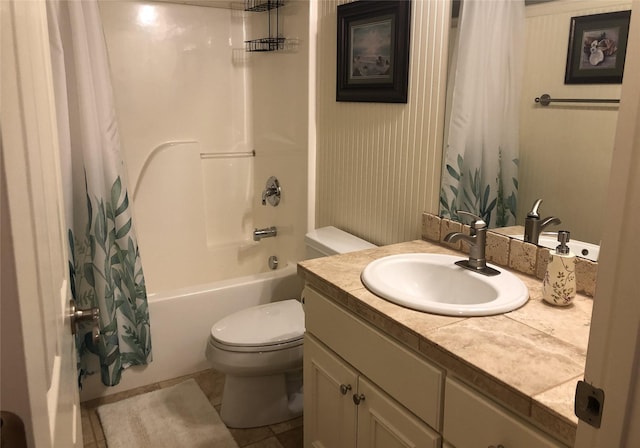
[304,226,377,259]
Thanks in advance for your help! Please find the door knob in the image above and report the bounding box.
[69,300,100,344]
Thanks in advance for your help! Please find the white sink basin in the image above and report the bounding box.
[361,253,528,317]
[514,233,600,261]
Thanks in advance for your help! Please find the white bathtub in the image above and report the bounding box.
[80,262,303,401]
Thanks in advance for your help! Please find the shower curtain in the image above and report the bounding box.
[439,0,525,227]
[47,0,152,386]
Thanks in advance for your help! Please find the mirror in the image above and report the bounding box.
[444,0,625,258]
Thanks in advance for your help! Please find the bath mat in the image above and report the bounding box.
[96,379,238,448]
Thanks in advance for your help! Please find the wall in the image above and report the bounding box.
[247,0,310,266]
[518,0,631,244]
[315,0,628,247]
[100,2,251,176]
[100,0,309,292]
[100,1,252,292]
[315,0,451,245]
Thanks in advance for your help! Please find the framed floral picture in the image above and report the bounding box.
[336,0,411,103]
[564,10,631,84]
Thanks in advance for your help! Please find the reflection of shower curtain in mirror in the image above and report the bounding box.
[440,0,525,227]
[47,0,152,386]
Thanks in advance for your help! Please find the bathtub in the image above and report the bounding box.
[79,262,303,401]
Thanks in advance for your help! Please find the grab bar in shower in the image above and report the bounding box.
[534,93,620,107]
[200,150,256,159]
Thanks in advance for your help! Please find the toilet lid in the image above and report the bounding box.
[210,299,304,348]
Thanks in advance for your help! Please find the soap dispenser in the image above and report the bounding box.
[542,231,576,306]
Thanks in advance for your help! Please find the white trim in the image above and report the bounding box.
[575,0,640,446]
[1,0,81,445]
[307,0,317,231]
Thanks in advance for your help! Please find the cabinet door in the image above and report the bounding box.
[304,286,443,429]
[444,378,566,448]
[357,377,441,448]
[304,334,358,448]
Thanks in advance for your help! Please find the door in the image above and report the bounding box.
[356,377,440,448]
[1,0,82,446]
[304,334,358,448]
[443,378,563,448]
[575,1,640,446]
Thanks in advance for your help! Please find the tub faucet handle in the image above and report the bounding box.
[262,176,281,206]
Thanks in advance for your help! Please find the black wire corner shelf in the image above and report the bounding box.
[244,0,285,52]
[244,0,284,12]
[245,37,286,52]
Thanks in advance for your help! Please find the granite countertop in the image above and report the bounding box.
[298,239,592,447]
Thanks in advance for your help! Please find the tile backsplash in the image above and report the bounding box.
[421,213,597,297]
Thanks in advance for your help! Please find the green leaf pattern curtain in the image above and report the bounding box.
[47,0,152,386]
[440,0,525,227]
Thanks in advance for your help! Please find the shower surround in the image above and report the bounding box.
[81,0,309,400]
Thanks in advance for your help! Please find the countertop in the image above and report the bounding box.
[298,239,592,446]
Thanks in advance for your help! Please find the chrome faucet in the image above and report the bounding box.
[524,199,561,245]
[253,226,278,241]
[444,211,500,276]
[261,176,281,206]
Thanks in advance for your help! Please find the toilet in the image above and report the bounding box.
[205,226,376,428]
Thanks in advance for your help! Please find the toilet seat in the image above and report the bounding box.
[210,299,304,353]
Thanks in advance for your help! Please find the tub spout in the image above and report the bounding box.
[253,226,278,241]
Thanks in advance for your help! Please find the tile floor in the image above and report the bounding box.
[81,369,303,448]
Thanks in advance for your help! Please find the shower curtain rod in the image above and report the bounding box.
[534,93,620,106]
[200,149,256,159]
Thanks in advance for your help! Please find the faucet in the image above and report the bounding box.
[253,226,277,241]
[262,188,278,206]
[524,199,561,245]
[261,176,281,206]
[444,211,500,276]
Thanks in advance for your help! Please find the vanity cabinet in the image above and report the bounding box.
[443,378,565,448]
[304,335,440,448]
[303,287,442,448]
[303,285,570,448]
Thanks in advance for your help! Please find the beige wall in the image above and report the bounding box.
[518,0,631,244]
[315,0,451,245]
[316,0,629,247]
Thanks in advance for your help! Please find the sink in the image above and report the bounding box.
[361,253,528,317]
[513,232,600,261]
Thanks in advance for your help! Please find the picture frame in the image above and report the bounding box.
[336,0,411,103]
[564,10,631,84]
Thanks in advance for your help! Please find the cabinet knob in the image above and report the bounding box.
[352,393,365,405]
[489,445,505,448]
[339,384,352,395]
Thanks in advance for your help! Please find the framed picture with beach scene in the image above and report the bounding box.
[336,0,411,103]
[564,10,631,84]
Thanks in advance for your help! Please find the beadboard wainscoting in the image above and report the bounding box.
[315,0,451,246]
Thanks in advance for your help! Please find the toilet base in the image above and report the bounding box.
[220,369,303,428]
